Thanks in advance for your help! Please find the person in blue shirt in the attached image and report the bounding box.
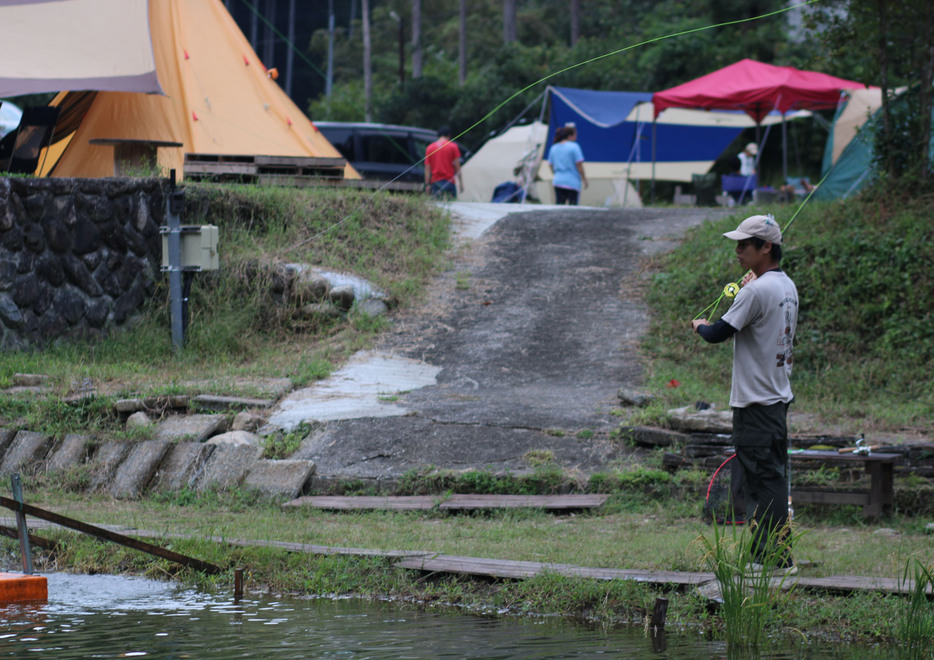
[546,125,588,205]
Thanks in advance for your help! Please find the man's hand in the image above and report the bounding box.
[740,271,757,287]
[691,319,709,333]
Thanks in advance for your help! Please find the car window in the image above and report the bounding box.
[412,134,434,163]
[318,128,355,160]
[360,132,413,165]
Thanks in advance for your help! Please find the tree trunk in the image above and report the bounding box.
[412,0,423,79]
[363,0,372,121]
[918,1,934,182]
[503,0,517,44]
[876,0,892,177]
[570,0,580,47]
[459,0,467,85]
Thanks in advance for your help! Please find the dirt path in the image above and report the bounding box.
[291,206,732,484]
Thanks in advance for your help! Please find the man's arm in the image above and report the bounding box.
[691,318,737,343]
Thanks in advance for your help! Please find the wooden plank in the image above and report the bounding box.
[0,497,221,575]
[282,496,440,511]
[184,161,259,175]
[440,494,608,510]
[792,489,869,506]
[394,554,715,586]
[792,450,900,464]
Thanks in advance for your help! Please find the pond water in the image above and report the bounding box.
[0,573,888,658]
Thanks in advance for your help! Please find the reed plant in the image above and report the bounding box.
[898,558,934,658]
[697,517,800,648]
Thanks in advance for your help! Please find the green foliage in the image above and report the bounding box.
[899,558,934,656]
[697,520,801,648]
[262,423,313,460]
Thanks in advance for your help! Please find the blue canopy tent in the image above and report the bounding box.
[541,86,812,205]
[546,86,751,181]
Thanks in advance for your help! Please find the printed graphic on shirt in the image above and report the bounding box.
[776,296,797,368]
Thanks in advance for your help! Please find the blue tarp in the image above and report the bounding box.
[547,86,746,166]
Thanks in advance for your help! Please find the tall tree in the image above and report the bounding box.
[362,0,372,121]
[503,0,517,44]
[459,0,467,85]
[814,0,934,184]
[412,0,423,79]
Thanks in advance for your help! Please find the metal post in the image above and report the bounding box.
[234,567,244,600]
[11,474,34,575]
[166,170,185,351]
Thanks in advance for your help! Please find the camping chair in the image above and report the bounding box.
[0,106,60,174]
[722,174,757,205]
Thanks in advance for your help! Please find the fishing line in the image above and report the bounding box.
[282,0,822,251]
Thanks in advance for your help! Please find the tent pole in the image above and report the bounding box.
[782,114,788,182]
[651,117,656,205]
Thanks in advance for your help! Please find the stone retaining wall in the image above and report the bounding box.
[0,176,166,350]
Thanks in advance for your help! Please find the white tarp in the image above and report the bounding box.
[0,0,162,97]
[461,121,548,203]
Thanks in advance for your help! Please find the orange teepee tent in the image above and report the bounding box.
[42,0,356,180]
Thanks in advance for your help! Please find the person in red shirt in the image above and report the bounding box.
[424,126,463,199]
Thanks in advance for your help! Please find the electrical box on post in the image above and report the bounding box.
[160,225,219,271]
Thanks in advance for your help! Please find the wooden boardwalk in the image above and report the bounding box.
[283,494,609,512]
[2,517,927,597]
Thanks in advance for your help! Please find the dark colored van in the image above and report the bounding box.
[314,121,468,183]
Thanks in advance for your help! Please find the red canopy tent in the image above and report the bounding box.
[653,59,866,122]
[652,59,868,187]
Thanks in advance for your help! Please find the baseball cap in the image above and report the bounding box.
[723,214,783,245]
[745,142,758,155]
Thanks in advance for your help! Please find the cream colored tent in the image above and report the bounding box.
[41,0,356,179]
[0,0,161,97]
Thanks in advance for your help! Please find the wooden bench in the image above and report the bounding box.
[790,450,899,518]
[283,494,608,512]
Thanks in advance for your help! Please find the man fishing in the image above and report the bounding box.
[691,214,799,575]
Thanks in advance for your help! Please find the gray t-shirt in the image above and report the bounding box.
[722,269,798,408]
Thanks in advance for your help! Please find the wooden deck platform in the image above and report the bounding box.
[3,517,927,597]
[282,494,609,512]
[184,153,346,185]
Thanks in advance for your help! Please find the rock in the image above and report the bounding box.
[126,411,152,430]
[300,302,342,320]
[872,528,899,537]
[617,387,654,407]
[232,412,265,432]
[329,285,355,310]
[46,434,92,474]
[150,442,214,493]
[353,298,388,318]
[244,459,316,499]
[115,398,145,413]
[87,441,133,491]
[110,440,172,499]
[0,431,52,476]
[192,394,275,411]
[12,373,50,387]
[193,443,263,492]
[207,430,262,447]
[667,405,733,433]
[154,414,227,443]
[290,270,330,304]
